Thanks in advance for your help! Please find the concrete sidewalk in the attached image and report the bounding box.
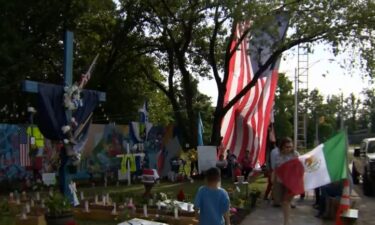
[240,197,334,225]
[240,188,365,225]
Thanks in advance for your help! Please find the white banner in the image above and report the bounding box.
[198,146,217,173]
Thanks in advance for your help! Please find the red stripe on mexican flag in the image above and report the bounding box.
[276,131,348,195]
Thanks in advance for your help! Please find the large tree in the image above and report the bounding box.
[130,0,375,147]
[0,0,175,125]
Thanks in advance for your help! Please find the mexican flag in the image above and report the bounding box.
[275,131,348,195]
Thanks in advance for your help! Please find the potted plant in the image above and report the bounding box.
[45,193,75,225]
[249,188,261,208]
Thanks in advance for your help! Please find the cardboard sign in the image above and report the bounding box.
[197,146,217,173]
[42,173,56,186]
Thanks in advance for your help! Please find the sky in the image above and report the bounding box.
[198,43,373,104]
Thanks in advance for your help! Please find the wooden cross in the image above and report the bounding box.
[22,31,106,199]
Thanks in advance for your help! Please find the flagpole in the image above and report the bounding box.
[294,68,298,150]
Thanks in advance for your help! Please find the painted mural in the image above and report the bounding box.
[0,122,181,182]
[0,124,31,181]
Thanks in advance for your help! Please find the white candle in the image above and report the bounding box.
[111,203,117,215]
[174,207,179,219]
[157,201,161,210]
[49,189,53,197]
[84,201,89,212]
[16,197,20,205]
[95,195,98,204]
[22,191,27,200]
[41,199,45,208]
[30,199,35,207]
[143,204,148,217]
[36,192,40,201]
[20,211,27,220]
[102,195,106,205]
[9,192,14,200]
[25,203,30,213]
[80,191,84,200]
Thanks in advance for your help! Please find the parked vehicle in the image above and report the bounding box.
[352,138,375,196]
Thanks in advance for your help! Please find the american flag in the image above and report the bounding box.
[19,127,31,167]
[220,14,288,166]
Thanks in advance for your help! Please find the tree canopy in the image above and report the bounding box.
[1,0,375,147]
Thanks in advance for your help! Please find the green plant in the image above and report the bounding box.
[45,193,72,217]
[249,188,261,198]
[0,199,10,216]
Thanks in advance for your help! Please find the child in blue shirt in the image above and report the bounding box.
[194,167,230,225]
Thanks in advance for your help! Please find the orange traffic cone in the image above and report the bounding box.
[335,179,350,225]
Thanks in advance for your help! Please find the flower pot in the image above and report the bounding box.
[45,213,75,225]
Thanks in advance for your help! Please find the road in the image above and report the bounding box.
[352,179,375,224]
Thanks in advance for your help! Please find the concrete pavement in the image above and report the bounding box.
[240,195,334,225]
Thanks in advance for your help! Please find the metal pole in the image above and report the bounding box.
[315,117,319,145]
[294,68,298,149]
[340,92,344,130]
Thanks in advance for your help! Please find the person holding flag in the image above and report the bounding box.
[273,137,299,225]
[275,131,348,224]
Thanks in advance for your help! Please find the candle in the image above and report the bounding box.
[30,199,35,207]
[16,197,20,205]
[80,191,84,200]
[9,192,14,201]
[102,195,106,205]
[174,206,179,219]
[41,199,45,208]
[20,211,27,220]
[49,189,53,197]
[36,192,40,201]
[25,203,30,213]
[188,204,192,212]
[157,201,161,210]
[84,200,89,212]
[95,195,98,204]
[143,204,148,217]
[148,199,153,206]
[111,203,117,215]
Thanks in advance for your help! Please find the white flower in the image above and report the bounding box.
[61,126,71,134]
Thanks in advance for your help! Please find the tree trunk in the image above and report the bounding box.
[210,84,226,146]
[176,53,197,148]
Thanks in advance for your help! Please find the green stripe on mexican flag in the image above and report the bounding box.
[276,131,347,195]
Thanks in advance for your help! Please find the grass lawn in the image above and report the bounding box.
[0,176,268,225]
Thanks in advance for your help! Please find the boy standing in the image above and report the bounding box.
[194,167,231,225]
